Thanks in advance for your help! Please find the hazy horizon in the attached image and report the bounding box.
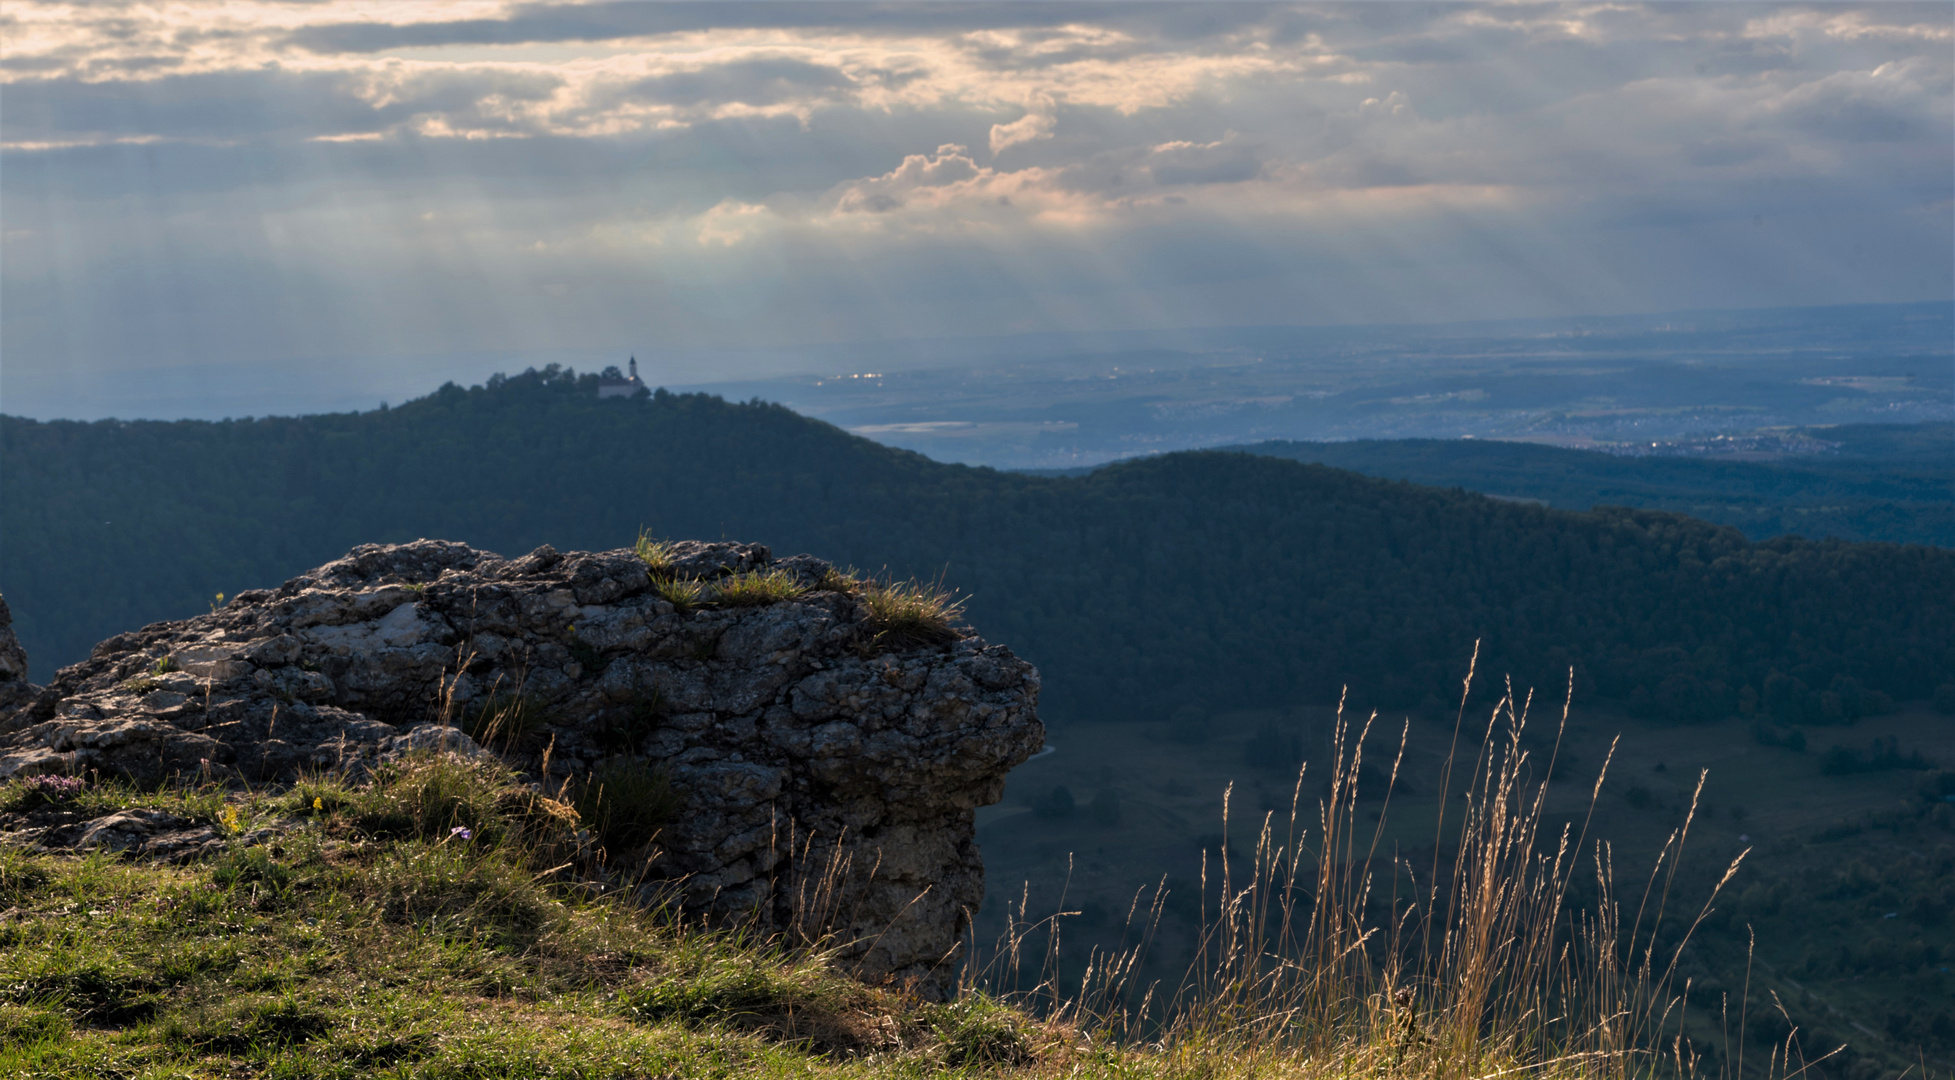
[5,298,1944,424]
[5,1,1950,423]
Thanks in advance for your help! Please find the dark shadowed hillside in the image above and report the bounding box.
[6,367,1952,726]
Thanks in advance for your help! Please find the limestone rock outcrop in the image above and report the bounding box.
[0,596,35,716]
[0,540,1044,991]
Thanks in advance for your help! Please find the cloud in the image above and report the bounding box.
[989,91,1056,155]
[1143,137,1263,185]
[695,199,774,245]
[623,56,856,108]
[1768,59,1946,144]
[833,143,989,215]
[1,0,1948,392]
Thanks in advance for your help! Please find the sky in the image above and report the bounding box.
[2,1,1950,419]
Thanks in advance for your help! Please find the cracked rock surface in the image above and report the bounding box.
[0,539,1043,992]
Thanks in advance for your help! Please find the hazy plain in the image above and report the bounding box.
[687,302,1953,469]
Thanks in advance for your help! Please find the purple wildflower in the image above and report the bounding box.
[449,826,473,841]
[24,775,85,800]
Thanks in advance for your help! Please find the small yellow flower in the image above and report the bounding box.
[219,805,241,834]
[312,797,323,811]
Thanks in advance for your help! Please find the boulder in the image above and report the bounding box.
[0,539,1043,993]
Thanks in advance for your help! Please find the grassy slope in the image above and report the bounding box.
[0,746,1692,1080]
[0,761,1080,1080]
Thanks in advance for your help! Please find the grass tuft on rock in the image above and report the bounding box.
[652,575,706,613]
[711,568,809,607]
[633,530,679,580]
[857,575,966,650]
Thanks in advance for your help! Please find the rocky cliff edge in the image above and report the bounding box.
[0,540,1044,992]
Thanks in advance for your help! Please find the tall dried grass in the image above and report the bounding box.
[972,656,1753,1079]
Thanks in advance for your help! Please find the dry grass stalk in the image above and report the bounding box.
[968,659,1750,1080]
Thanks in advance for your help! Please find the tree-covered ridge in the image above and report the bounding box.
[1237,428,1954,548]
[5,366,1951,725]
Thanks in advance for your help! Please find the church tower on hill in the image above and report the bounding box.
[597,356,647,399]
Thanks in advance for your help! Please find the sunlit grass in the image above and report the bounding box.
[971,664,1752,1080]
[711,568,808,608]
[633,530,678,580]
[857,575,965,650]
[0,663,1754,1080]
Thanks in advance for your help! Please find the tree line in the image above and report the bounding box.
[6,365,1951,726]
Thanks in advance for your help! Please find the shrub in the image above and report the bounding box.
[573,756,680,854]
[1822,736,1934,776]
[857,576,964,650]
[1750,719,1806,752]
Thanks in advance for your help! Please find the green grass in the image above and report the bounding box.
[0,759,1103,1080]
[857,576,965,650]
[815,565,859,595]
[710,569,809,608]
[652,576,707,613]
[638,543,811,613]
[637,536,947,634]
[0,687,1782,1080]
[633,530,679,580]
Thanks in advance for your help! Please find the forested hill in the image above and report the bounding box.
[1238,426,1954,548]
[5,367,1951,726]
